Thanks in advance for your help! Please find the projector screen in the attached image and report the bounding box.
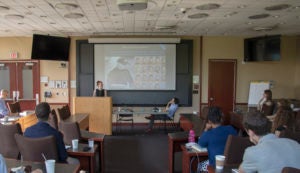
[94,44,176,90]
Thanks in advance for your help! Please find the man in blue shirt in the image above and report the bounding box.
[0,89,9,118]
[145,97,179,132]
[24,102,68,163]
[198,107,237,171]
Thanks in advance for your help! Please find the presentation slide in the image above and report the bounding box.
[94,44,176,90]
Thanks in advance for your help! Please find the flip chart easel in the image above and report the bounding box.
[248,81,270,108]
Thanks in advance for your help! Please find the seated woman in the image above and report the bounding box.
[267,99,289,121]
[271,101,295,133]
[197,107,237,172]
[145,97,179,133]
[257,89,275,115]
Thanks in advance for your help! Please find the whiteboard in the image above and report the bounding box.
[248,81,270,106]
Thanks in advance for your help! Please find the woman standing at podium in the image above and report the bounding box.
[93,80,107,97]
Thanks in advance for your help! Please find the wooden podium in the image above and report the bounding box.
[73,97,112,135]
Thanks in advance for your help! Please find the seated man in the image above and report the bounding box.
[197,106,237,171]
[24,102,68,163]
[239,111,300,173]
[0,89,9,118]
[145,97,179,132]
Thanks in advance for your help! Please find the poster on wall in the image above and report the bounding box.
[55,80,62,88]
[48,80,55,88]
[62,80,68,88]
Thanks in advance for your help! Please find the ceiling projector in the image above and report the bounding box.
[117,0,148,10]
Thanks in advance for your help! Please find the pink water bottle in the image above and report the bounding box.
[188,129,195,143]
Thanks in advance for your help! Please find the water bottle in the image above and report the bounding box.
[188,129,195,143]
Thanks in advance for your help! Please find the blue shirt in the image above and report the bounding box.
[167,103,178,118]
[198,125,237,166]
[241,134,300,173]
[0,98,9,117]
[24,121,68,163]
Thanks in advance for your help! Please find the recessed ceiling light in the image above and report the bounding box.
[196,3,221,10]
[27,5,35,9]
[224,11,238,17]
[155,25,177,30]
[4,14,24,20]
[64,13,84,19]
[253,25,277,31]
[248,14,270,19]
[265,4,290,11]
[55,3,79,10]
[0,6,10,11]
[237,5,247,9]
[188,13,209,19]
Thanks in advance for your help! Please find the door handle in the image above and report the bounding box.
[209,97,214,101]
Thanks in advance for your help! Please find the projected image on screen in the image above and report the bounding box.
[94,44,176,90]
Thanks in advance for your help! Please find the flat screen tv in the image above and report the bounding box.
[31,34,70,61]
[244,35,281,62]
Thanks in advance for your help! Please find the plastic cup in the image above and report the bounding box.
[215,155,225,169]
[88,139,94,148]
[45,159,55,173]
[72,139,79,150]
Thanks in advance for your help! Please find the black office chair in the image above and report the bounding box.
[116,109,134,132]
[157,110,178,132]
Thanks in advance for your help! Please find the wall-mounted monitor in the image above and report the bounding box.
[31,34,70,61]
[244,35,281,62]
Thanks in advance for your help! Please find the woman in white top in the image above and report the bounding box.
[257,89,274,115]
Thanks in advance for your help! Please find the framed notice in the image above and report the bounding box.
[55,80,62,88]
[62,80,68,88]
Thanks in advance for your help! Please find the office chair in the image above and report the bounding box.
[58,121,82,145]
[48,109,58,130]
[0,123,22,159]
[279,129,300,144]
[157,110,178,133]
[223,135,253,167]
[116,111,134,132]
[14,134,58,162]
[7,101,21,114]
[282,167,300,173]
[57,104,71,121]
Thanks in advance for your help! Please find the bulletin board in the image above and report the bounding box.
[248,81,270,107]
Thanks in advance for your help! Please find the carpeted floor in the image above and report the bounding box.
[102,125,182,173]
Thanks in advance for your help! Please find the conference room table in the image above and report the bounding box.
[67,143,98,173]
[207,165,238,173]
[5,158,80,173]
[168,113,203,173]
[0,111,37,132]
[63,113,89,130]
[80,130,105,173]
[181,145,208,173]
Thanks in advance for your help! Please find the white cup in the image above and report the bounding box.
[72,139,79,150]
[215,155,225,169]
[45,159,55,173]
[88,139,94,148]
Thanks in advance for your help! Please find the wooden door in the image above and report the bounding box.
[208,59,236,125]
[0,60,40,110]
